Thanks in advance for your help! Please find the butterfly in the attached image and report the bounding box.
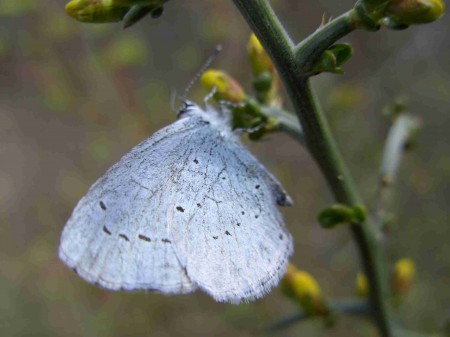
[59,100,293,303]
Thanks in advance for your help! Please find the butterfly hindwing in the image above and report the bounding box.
[166,125,293,303]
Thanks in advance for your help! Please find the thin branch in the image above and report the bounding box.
[380,114,421,185]
[266,299,371,332]
[269,106,305,144]
[295,10,358,74]
[375,114,421,237]
[245,99,305,144]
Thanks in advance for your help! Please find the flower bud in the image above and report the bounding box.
[281,264,327,316]
[318,203,367,229]
[385,0,445,26]
[247,34,274,76]
[247,34,282,106]
[392,258,416,294]
[65,0,128,23]
[65,0,168,24]
[200,69,246,103]
[355,272,369,297]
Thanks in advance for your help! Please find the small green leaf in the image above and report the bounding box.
[352,204,367,223]
[310,44,353,75]
[123,4,165,28]
[318,204,354,229]
[123,5,152,28]
[318,204,367,229]
[328,44,353,67]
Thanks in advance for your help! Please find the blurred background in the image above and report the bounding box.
[0,0,449,336]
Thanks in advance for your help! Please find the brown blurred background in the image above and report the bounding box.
[1,0,449,336]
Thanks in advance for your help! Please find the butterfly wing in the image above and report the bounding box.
[167,127,293,303]
[59,116,201,294]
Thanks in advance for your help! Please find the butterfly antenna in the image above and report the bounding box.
[181,45,223,102]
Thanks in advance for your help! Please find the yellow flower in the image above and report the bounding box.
[200,69,246,103]
[355,272,369,297]
[392,258,416,294]
[281,264,327,316]
[247,34,274,76]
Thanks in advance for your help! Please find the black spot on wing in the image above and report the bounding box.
[119,234,130,242]
[213,236,218,240]
[102,226,111,235]
[255,185,260,189]
[162,238,172,243]
[138,234,151,242]
[225,230,231,236]
[99,201,106,210]
[176,206,185,212]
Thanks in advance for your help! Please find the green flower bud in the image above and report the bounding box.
[65,0,128,23]
[252,71,273,93]
[65,0,168,24]
[385,0,445,26]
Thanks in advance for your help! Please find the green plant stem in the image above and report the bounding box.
[266,298,371,332]
[246,98,305,144]
[232,1,393,336]
[268,106,305,144]
[295,10,357,73]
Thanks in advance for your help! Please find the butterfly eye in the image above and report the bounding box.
[183,101,195,109]
[178,100,197,116]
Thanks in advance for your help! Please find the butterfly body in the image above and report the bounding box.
[59,102,293,303]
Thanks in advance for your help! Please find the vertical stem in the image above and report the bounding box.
[232,1,393,336]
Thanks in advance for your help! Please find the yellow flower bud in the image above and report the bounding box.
[385,0,445,25]
[281,264,327,316]
[200,69,246,103]
[247,34,274,76]
[65,0,127,23]
[247,34,282,106]
[355,272,369,297]
[392,258,416,294]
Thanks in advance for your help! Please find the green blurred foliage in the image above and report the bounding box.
[0,0,37,16]
[0,0,449,336]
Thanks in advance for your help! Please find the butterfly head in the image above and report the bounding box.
[177,100,200,117]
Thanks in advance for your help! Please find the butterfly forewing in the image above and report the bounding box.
[59,117,202,293]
